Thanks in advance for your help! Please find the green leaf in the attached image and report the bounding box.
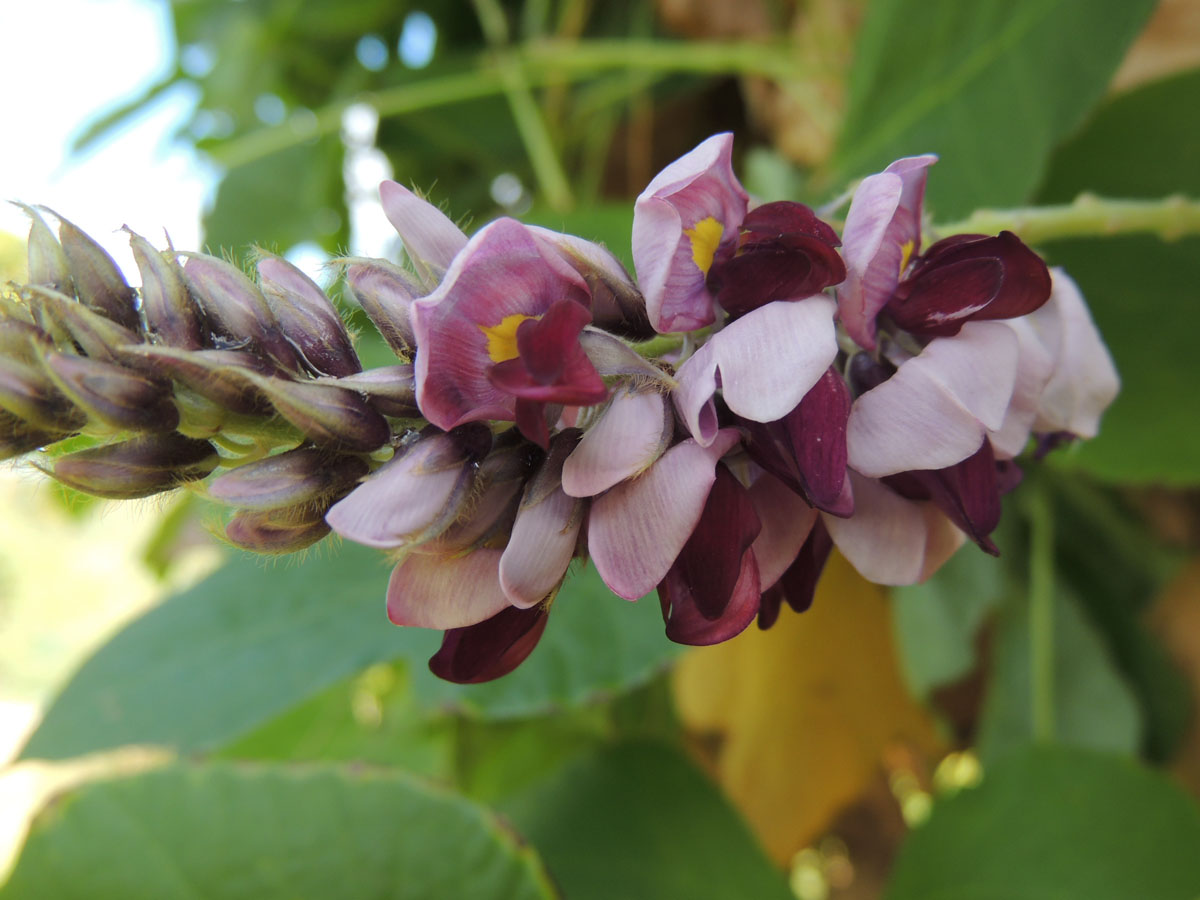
[0,764,556,900]
[830,0,1157,217]
[501,742,793,900]
[22,545,680,760]
[1041,236,1200,484]
[977,579,1141,763]
[892,543,1008,698]
[886,746,1200,900]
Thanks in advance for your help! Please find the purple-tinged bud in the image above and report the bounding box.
[53,214,140,330]
[0,410,64,461]
[0,317,51,365]
[118,346,273,416]
[182,254,303,371]
[333,365,419,418]
[25,286,143,365]
[207,447,369,511]
[235,371,391,452]
[40,349,180,432]
[577,328,676,386]
[128,230,205,349]
[256,255,361,378]
[225,505,332,554]
[17,205,71,292]
[46,433,218,499]
[0,356,85,433]
[341,257,419,358]
[527,227,654,340]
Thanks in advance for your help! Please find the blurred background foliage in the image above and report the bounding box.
[4,0,1200,898]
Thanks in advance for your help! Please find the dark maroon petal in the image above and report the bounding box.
[517,299,593,383]
[513,397,551,449]
[888,231,1052,336]
[428,604,550,684]
[741,367,852,516]
[996,458,1024,495]
[846,352,896,397]
[758,517,832,627]
[660,548,761,645]
[884,440,1002,555]
[740,201,841,247]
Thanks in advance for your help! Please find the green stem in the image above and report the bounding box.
[210,39,803,170]
[1025,486,1056,743]
[471,0,574,212]
[630,327,713,359]
[936,193,1200,245]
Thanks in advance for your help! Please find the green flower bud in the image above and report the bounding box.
[17,204,71,292]
[46,433,218,499]
[25,286,143,366]
[128,230,205,349]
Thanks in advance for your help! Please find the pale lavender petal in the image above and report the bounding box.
[989,318,1054,458]
[412,218,590,430]
[847,322,1018,476]
[500,485,583,608]
[748,473,818,590]
[562,388,673,497]
[588,430,740,600]
[387,549,510,629]
[379,181,468,282]
[632,133,749,333]
[838,155,936,350]
[674,297,838,444]
[823,472,964,585]
[1029,269,1120,439]
[325,435,471,548]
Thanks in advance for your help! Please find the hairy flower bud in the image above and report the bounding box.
[39,349,180,432]
[18,205,71,292]
[225,504,332,554]
[342,257,419,358]
[236,371,391,452]
[333,365,419,418]
[257,255,361,378]
[55,214,140,330]
[45,433,218,499]
[119,345,273,416]
[25,286,143,365]
[0,317,51,365]
[0,356,85,433]
[207,446,368,510]
[0,410,63,461]
[128,230,206,349]
[182,254,303,371]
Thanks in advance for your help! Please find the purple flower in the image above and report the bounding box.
[411,218,607,445]
[838,155,936,350]
[632,133,748,332]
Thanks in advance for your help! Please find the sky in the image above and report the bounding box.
[0,0,213,276]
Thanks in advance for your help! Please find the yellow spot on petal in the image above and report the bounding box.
[479,313,538,363]
[684,216,724,276]
[899,239,916,275]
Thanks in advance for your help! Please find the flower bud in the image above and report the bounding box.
[256,255,361,377]
[46,433,218,499]
[0,317,51,365]
[118,345,273,416]
[55,213,140,330]
[17,204,71,292]
[236,371,391,452]
[25,286,143,365]
[0,410,62,461]
[332,365,419,417]
[182,254,303,371]
[128,230,206,349]
[341,257,419,358]
[225,505,331,554]
[207,447,368,510]
[40,349,179,432]
[0,356,85,433]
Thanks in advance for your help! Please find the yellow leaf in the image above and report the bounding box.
[673,551,941,863]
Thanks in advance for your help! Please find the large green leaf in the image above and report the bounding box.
[0,764,556,900]
[1032,69,1200,484]
[886,746,1200,900]
[501,742,793,900]
[977,578,1141,763]
[830,0,1156,217]
[22,544,680,760]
